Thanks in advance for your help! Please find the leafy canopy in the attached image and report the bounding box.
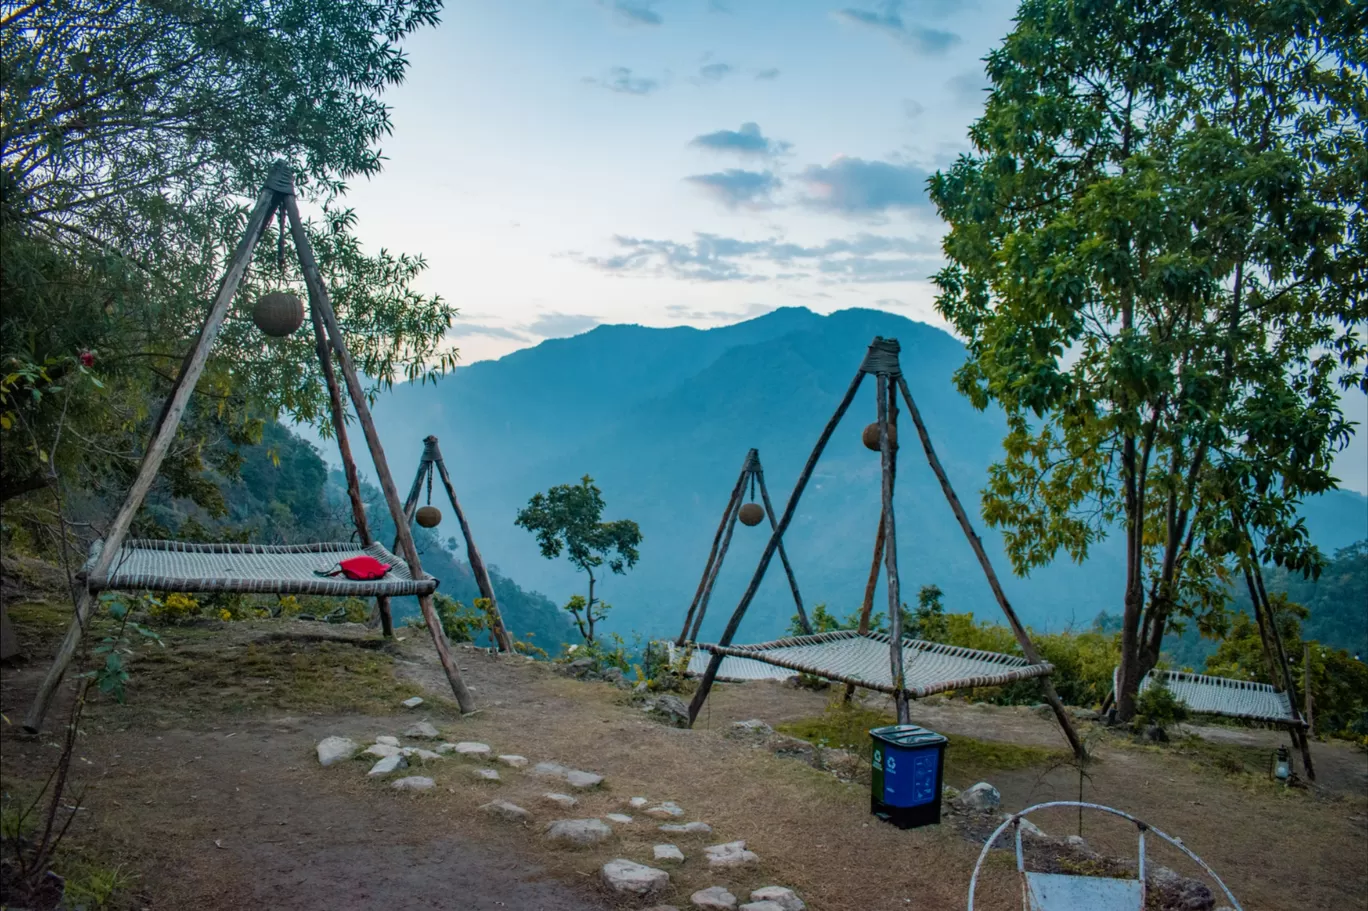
[0,0,454,516]
[928,0,1367,715]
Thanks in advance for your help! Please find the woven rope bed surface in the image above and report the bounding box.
[670,630,1053,697]
[1134,668,1296,724]
[80,539,438,597]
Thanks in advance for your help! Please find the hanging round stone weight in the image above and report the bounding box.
[862,421,897,452]
[737,503,764,526]
[415,505,442,528]
[253,291,305,337]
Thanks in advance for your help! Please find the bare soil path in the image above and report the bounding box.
[3,612,1365,911]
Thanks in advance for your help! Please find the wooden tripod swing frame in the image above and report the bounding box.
[683,336,1087,762]
[675,447,813,647]
[23,162,478,732]
[397,435,514,653]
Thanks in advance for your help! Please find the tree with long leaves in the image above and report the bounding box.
[929,0,1367,719]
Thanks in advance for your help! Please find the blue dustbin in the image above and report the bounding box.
[870,724,947,829]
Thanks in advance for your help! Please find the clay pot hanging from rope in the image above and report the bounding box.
[253,290,305,337]
[737,503,765,526]
[862,421,897,452]
[415,505,442,528]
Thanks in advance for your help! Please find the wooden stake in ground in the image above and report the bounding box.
[430,437,513,653]
[686,366,868,726]
[876,372,909,725]
[844,508,885,704]
[23,171,284,734]
[308,298,392,638]
[1303,641,1314,739]
[677,455,748,645]
[894,374,1085,761]
[284,193,476,713]
[678,449,812,646]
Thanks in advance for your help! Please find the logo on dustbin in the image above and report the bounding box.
[872,747,883,771]
[887,754,897,773]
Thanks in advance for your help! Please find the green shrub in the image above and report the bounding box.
[434,593,486,643]
[1133,678,1190,728]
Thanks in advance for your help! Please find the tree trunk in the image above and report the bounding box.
[877,374,909,725]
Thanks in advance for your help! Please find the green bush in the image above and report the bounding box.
[434,593,486,643]
[1133,677,1190,729]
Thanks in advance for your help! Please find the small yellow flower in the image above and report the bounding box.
[219,609,232,621]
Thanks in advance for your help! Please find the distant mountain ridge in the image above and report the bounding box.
[328,307,1367,645]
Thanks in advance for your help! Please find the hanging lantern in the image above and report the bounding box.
[253,290,305,337]
[862,421,898,452]
[1272,745,1291,782]
[415,505,442,528]
[738,503,765,526]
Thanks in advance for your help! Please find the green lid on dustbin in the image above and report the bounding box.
[870,724,947,747]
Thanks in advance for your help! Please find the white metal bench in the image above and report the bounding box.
[966,801,1243,911]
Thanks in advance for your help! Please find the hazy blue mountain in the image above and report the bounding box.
[331,307,1367,647]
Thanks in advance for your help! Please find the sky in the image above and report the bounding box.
[333,0,1368,495]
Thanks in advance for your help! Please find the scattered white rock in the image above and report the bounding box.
[730,719,774,737]
[750,887,805,911]
[473,768,501,782]
[605,813,633,824]
[391,776,435,791]
[654,844,685,864]
[408,748,442,762]
[481,799,531,823]
[453,741,492,758]
[953,782,1001,813]
[740,903,786,911]
[629,797,649,809]
[705,840,759,869]
[367,754,408,777]
[316,736,359,767]
[375,735,400,747]
[364,743,402,759]
[496,754,528,768]
[401,696,424,708]
[404,721,440,739]
[660,822,713,835]
[566,770,604,790]
[544,818,614,846]
[1018,818,1046,838]
[646,802,685,819]
[601,859,669,897]
[435,742,461,755]
[533,761,572,778]
[542,793,578,808]
[691,886,737,909]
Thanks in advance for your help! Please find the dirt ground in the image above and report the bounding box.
[2,612,1366,911]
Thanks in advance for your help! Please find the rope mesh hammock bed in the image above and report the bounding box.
[671,630,1053,698]
[80,539,437,598]
[1125,668,1297,725]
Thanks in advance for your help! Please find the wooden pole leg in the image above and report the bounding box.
[375,595,395,639]
[417,592,475,713]
[22,589,97,733]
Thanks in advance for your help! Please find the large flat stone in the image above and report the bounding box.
[453,741,492,757]
[601,859,669,896]
[542,793,578,808]
[391,776,435,791]
[705,840,759,869]
[544,818,614,847]
[750,887,804,911]
[691,885,737,909]
[367,754,408,777]
[364,743,402,759]
[403,722,441,740]
[316,736,358,767]
[654,844,685,864]
[660,822,712,836]
[481,800,531,823]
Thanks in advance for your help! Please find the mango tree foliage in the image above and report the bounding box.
[929,0,1367,718]
[0,0,455,514]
